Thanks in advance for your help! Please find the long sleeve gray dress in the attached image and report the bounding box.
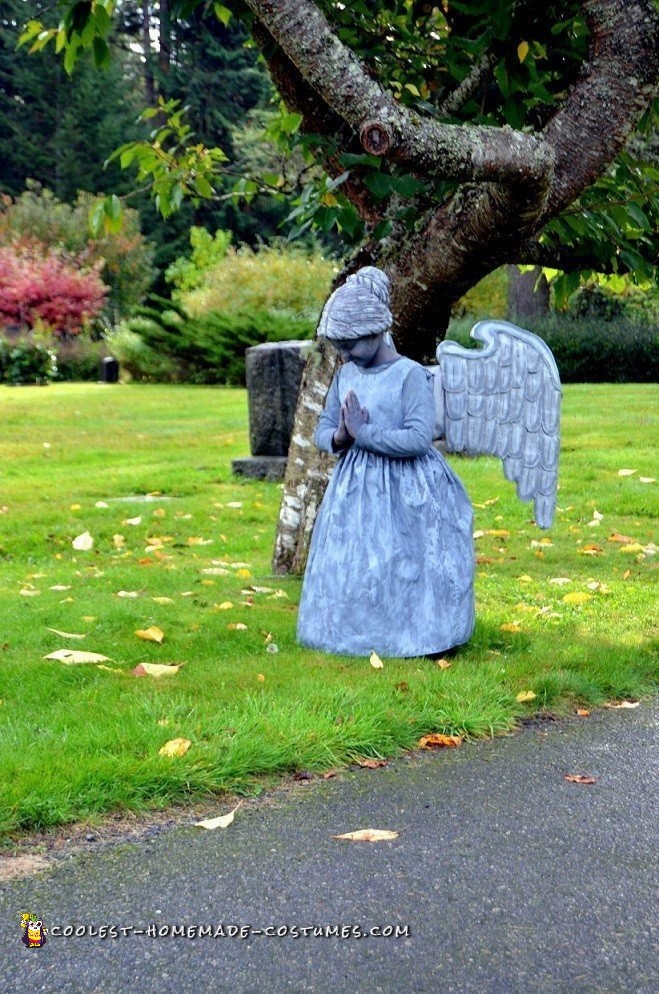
[296,355,475,658]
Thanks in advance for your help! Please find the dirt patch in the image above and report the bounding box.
[0,854,51,881]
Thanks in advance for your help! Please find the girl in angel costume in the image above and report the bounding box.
[296,266,475,658]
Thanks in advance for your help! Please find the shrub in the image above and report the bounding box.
[166,227,233,296]
[181,242,337,322]
[51,338,109,382]
[125,296,315,385]
[0,184,155,322]
[0,244,107,337]
[0,336,56,385]
[103,323,180,383]
[445,315,658,383]
[452,268,509,320]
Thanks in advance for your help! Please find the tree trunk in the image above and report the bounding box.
[142,1,155,104]
[271,338,340,574]
[506,266,549,324]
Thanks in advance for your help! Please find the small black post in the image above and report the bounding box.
[100,356,119,383]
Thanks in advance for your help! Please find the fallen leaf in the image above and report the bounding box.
[323,771,338,779]
[226,622,248,630]
[418,733,462,749]
[617,468,636,477]
[46,628,86,639]
[500,621,522,632]
[516,690,537,703]
[117,590,140,598]
[113,534,125,548]
[187,536,213,546]
[201,567,231,576]
[562,592,593,605]
[69,503,82,511]
[195,802,243,830]
[49,584,71,591]
[226,501,243,508]
[152,596,174,605]
[95,501,109,509]
[603,700,640,709]
[549,577,572,585]
[72,531,93,551]
[565,774,597,784]
[370,651,384,669]
[576,708,590,717]
[158,737,191,758]
[355,758,387,769]
[96,664,123,674]
[485,529,510,538]
[473,530,485,539]
[216,601,234,610]
[236,568,252,579]
[19,588,40,596]
[586,581,610,593]
[124,516,142,525]
[132,663,181,677]
[135,626,165,644]
[436,658,452,670]
[579,544,603,555]
[517,575,534,583]
[257,673,266,682]
[622,569,631,579]
[44,649,110,664]
[639,477,655,484]
[618,543,645,554]
[608,533,634,544]
[332,829,399,842]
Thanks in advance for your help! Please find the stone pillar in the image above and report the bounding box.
[232,340,310,481]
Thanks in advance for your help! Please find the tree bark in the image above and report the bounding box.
[507,266,549,323]
[142,1,155,105]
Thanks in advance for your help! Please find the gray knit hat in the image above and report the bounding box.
[318,266,394,345]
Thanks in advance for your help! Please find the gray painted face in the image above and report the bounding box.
[332,333,382,367]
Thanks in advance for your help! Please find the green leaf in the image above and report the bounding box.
[213,3,232,26]
[626,203,651,231]
[338,152,382,169]
[362,172,394,200]
[92,37,111,70]
[390,174,427,197]
[88,200,105,237]
[373,219,393,240]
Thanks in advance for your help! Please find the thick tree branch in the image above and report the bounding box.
[250,20,383,223]
[244,0,554,194]
[512,239,634,275]
[439,51,499,117]
[540,0,659,222]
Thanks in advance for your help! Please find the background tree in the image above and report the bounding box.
[19,0,659,574]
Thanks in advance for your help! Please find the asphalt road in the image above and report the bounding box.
[2,702,657,994]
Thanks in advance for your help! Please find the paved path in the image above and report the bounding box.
[2,703,657,994]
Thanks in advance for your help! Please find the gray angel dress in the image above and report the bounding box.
[296,355,475,658]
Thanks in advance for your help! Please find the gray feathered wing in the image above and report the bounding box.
[435,320,561,529]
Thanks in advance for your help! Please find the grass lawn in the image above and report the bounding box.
[0,382,657,839]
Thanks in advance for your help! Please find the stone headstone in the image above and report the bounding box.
[100,356,119,383]
[246,341,309,455]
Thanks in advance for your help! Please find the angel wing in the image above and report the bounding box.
[434,320,561,529]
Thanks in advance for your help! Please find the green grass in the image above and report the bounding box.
[0,382,657,838]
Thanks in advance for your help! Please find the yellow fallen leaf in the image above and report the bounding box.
[132,663,181,677]
[608,532,634,544]
[500,622,521,632]
[370,651,384,669]
[113,534,125,548]
[117,590,140,598]
[96,664,123,674]
[562,592,593,605]
[187,536,213,545]
[586,581,610,593]
[135,626,165,644]
[229,562,251,569]
[19,588,40,596]
[69,503,82,511]
[332,829,399,842]
[95,501,109,509]
[617,469,636,476]
[216,601,234,610]
[72,531,93,551]
[158,737,191,758]
[516,690,537,703]
[236,568,252,579]
[485,529,510,537]
[618,543,645,554]
[46,628,86,639]
[152,508,167,518]
[549,577,572,585]
[257,673,266,682]
[579,544,603,555]
[44,649,110,664]
[195,802,243,830]
[152,596,174,605]
[82,616,96,623]
[49,584,72,591]
[226,502,243,508]
[639,477,655,484]
[436,658,452,670]
[418,733,462,748]
[355,758,387,768]
[124,516,142,526]
[576,708,590,717]
[517,575,534,583]
[603,700,640,709]
[202,567,231,576]
[227,622,248,630]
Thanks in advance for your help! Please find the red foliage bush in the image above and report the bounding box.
[0,243,108,337]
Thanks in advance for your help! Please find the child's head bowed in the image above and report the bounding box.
[317,266,394,346]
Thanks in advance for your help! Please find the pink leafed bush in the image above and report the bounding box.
[0,243,108,337]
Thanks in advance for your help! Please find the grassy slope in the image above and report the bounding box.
[0,383,656,836]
